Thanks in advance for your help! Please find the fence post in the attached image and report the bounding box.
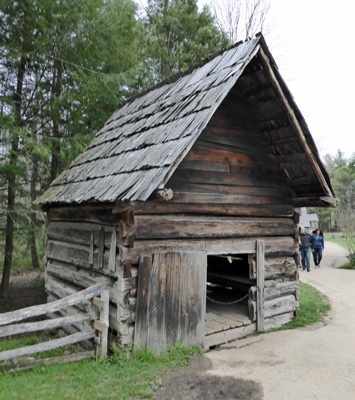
[97,290,109,359]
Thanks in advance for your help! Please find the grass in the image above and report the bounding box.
[0,342,201,400]
[273,281,330,331]
[325,236,348,249]
[324,237,355,269]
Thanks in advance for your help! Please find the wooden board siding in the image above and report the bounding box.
[135,252,206,351]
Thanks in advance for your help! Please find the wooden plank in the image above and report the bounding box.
[89,230,94,266]
[204,323,256,350]
[169,168,289,189]
[0,283,102,326]
[91,297,105,309]
[165,181,291,198]
[47,205,121,225]
[98,227,105,269]
[178,252,206,347]
[0,314,96,338]
[135,215,295,240]
[256,240,265,331]
[157,191,291,206]
[96,289,109,358]
[145,253,167,350]
[134,256,152,349]
[0,330,96,362]
[0,351,95,373]
[133,202,294,217]
[108,227,117,272]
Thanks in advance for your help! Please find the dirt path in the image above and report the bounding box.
[155,242,355,400]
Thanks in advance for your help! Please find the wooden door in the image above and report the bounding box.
[135,251,206,352]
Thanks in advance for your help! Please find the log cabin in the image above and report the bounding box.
[37,33,338,352]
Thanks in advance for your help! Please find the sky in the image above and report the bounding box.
[263,0,355,160]
[136,0,355,160]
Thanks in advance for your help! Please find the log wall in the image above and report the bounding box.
[45,205,137,346]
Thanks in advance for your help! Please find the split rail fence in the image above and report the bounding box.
[0,283,109,372]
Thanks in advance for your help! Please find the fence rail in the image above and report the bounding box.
[0,283,109,370]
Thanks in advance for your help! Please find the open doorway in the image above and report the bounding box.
[205,254,255,337]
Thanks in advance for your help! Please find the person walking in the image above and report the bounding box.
[311,228,324,268]
[298,226,313,272]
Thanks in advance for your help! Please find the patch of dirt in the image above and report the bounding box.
[0,271,46,313]
[153,354,264,400]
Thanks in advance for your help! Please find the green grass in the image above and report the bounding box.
[0,343,201,400]
[338,260,355,269]
[325,237,348,249]
[324,238,355,269]
[273,281,330,331]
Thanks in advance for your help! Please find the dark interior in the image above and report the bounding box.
[206,255,254,306]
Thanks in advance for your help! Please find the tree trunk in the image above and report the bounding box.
[29,152,40,269]
[50,62,63,182]
[0,56,26,298]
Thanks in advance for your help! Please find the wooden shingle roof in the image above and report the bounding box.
[37,34,337,207]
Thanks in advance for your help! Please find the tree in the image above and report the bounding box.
[207,0,271,43]
[0,0,143,297]
[143,0,230,83]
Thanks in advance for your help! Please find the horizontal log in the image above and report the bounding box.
[264,257,297,280]
[132,202,294,217]
[47,205,119,225]
[120,236,297,264]
[184,142,276,167]
[249,294,297,322]
[169,168,289,189]
[152,191,291,206]
[0,351,94,373]
[135,215,295,240]
[166,181,291,198]
[47,221,116,247]
[46,260,117,292]
[0,283,102,326]
[263,312,294,331]
[0,313,96,338]
[199,131,271,157]
[249,280,298,301]
[0,330,96,362]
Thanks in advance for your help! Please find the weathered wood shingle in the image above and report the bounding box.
[38,39,261,205]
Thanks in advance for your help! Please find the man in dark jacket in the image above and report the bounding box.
[299,226,313,272]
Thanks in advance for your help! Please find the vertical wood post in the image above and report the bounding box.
[256,240,265,332]
[97,289,109,359]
